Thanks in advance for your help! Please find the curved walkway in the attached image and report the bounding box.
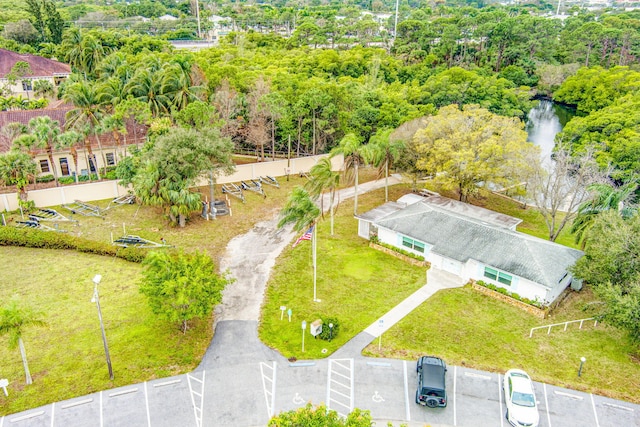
[5,176,639,427]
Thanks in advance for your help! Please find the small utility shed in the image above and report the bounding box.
[357,194,583,306]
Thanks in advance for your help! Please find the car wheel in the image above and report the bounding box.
[426,397,439,408]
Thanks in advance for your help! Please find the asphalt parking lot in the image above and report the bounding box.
[4,356,640,427]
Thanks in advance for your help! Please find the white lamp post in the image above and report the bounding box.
[92,274,114,380]
[578,356,586,377]
[301,321,307,353]
[329,323,334,341]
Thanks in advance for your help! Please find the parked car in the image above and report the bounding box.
[503,369,540,427]
[415,356,447,408]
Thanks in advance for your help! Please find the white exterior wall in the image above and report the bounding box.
[377,227,397,247]
[470,259,549,304]
[1,154,342,211]
[358,220,371,239]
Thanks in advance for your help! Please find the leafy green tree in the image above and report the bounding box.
[2,19,39,44]
[414,104,538,203]
[268,403,373,427]
[133,127,234,227]
[33,79,54,98]
[572,211,640,293]
[305,157,340,235]
[140,250,229,333]
[594,283,640,345]
[0,299,45,385]
[554,66,640,115]
[556,92,640,181]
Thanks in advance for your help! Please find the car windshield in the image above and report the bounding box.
[512,391,535,407]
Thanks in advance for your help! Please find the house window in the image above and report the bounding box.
[88,157,97,173]
[22,80,32,91]
[402,236,425,253]
[105,152,115,166]
[59,158,69,175]
[39,159,50,173]
[484,266,512,286]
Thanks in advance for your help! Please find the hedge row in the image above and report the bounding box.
[475,280,544,308]
[0,226,147,263]
[370,236,425,262]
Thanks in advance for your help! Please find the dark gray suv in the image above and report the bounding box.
[415,356,448,408]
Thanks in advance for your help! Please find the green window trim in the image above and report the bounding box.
[484,266,512,286]
[401,236,425,253]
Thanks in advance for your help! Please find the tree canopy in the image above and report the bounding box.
[412,104,538,202]
[140,250,230,333]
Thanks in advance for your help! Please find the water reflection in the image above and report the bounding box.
[526,99,565,164]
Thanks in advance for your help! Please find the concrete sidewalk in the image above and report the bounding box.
[332,267,465,359]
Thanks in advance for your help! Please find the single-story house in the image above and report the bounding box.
[357,193,583,306]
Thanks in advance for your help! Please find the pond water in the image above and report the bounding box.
[525,99,576,165]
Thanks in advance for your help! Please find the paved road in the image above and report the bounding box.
[3,176,639,426]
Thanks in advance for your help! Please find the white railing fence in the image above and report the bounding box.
[529,318,598,338]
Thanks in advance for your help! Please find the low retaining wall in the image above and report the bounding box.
[369,242,429,267]
[471,281,548,319]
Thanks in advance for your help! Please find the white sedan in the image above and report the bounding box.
[503,369,540,427]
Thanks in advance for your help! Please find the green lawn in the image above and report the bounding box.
[261,182,639,404]
[0,247,212,416]
[1,171,637,416]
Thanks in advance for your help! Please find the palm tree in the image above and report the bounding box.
[28,116,61,186]
[63,80,107,179]
[363,128,406,202]
[0,299,45,385]
[57,130,85,183]
[278,187,321,301]
[0,151,37,203]
[331,133,364,215]
[571,180,638,249]
[125,68,171,118]
[305,157,340,235]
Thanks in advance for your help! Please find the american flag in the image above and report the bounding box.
[292,225,314,248]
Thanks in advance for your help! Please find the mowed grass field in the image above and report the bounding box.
[1,168,639,416]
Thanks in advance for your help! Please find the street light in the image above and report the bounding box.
[578,356,586,377]
[92,275,114,380]
[301,321,307,353]
[329,323,334,342]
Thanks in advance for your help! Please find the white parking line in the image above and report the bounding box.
[498,374,503,427]
[590,394,600,427]
[602,402,634,412]
[9,410,45,423]
[403,361,410,422]
[453,366,457,426]
[554,390,583,400]
[61,398,93,409]
[109,388,138,398]
[260,361,276,418]
[543,383,551,427]
[99,391,103,427]
[464,372,491,380]
[153,379,181,388]
[144,382,150,427]
[1,415,3,427]
[50,403,54,427]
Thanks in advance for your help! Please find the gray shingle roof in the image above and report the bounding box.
[375,201,583,288]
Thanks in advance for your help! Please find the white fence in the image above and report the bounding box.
[529,318,598,338]
[1,154,343,212]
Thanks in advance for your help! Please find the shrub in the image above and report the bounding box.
[475,280,544,308]
[372,240,425,261]
[0,227,147,263]
[318,317,340,341]
[58,176,75,185]
[36,174,54,183]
